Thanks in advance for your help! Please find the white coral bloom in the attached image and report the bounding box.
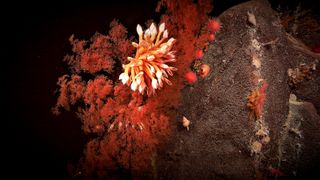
[119,22,177,96]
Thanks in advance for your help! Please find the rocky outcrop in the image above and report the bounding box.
[156,0,320,179]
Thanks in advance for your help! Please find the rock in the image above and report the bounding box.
[277,94,320,177]
[156,0,320,179]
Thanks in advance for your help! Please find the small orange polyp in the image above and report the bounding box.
[199,64,210,78]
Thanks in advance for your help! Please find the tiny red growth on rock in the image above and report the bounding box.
[185,71,197,84]
[207,19,221,33]
[195,50,204,59]
[208,34,216,41]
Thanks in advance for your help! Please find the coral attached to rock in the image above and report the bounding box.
[247,82,268,120]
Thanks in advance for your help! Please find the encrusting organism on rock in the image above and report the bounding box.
[185,71,197,84]
[287,63,316,88]
[119,23,177,96]
[199,64,210,78]
[182,116,191,131]
[247,82,268,120]
[207,18,221,33]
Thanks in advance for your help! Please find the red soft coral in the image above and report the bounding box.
[63,20,134,74]
[52,74,85,114]
[54,0,215,178]
[53,20,172,177]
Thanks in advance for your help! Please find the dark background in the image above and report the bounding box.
[6,0,318,179]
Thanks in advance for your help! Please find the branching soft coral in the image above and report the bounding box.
[82,90,170,178]
[53,19,172,177]
[54,0,215,178]
[52,74,85,114]
[63,20,134,73]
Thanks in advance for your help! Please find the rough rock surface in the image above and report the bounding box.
[156,0,320,179]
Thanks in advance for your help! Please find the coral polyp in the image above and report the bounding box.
[119,23,177,96]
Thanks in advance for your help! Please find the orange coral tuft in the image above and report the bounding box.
[247,82,268,120]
